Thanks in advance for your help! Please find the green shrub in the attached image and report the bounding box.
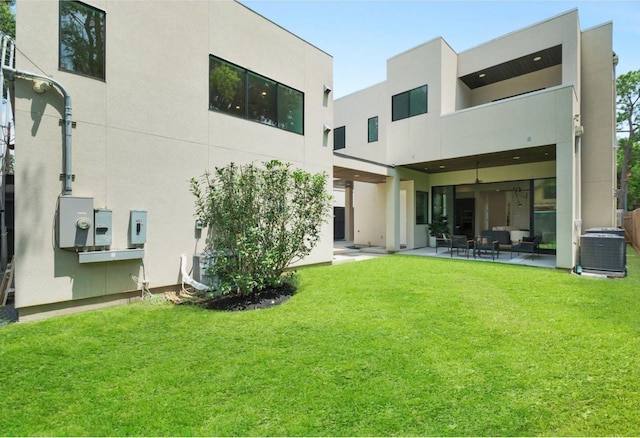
[190,160,331,296]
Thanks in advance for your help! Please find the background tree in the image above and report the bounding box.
[0,0,15,38]
[617,138,640,210]
[616,70,640,210]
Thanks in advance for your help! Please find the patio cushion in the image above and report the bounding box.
[482,230,511,246]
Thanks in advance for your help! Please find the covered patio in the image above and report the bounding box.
[334,240,556,269]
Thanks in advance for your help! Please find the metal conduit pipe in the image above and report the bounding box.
[1,66,74,195]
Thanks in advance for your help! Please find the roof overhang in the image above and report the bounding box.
[402,145,556,175]
[333,152,390,188]
[460,45,562,89]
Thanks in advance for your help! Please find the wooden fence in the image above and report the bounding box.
[623,210,640,254]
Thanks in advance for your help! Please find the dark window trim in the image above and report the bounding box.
[209,54,305,135]
[416,190,429,225]
[58,0,106,81]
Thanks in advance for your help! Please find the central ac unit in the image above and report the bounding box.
[580,233,626,275]
[584,227,625,237]
[193,251,218,287]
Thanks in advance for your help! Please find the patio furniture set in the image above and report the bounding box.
[435,230,540,260]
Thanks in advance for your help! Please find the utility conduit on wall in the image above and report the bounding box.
[5,69,74,194]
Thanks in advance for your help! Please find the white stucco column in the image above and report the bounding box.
[345,186,354,241]
[386,170,400,252]
[556,140,576,269]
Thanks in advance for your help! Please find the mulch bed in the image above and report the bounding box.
[197,283,296,311]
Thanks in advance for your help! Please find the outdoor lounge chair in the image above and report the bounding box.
[435,233,452,254]
[482,229,511,250]
[474,236,499,260]
[510,236,540,258]
[450,235,473,258]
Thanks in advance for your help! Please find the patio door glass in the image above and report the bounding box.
[432,186,454,235]
[533,178,556,251]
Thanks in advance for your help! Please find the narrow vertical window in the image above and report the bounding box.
[334,126,346,150]
[368,116,378,143]
[416,191,429,225]
[59,0,106,80]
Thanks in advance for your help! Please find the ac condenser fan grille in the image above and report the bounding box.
[580,233,625,273]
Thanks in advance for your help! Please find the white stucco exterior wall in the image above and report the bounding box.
[14,0,333,318]
[580,22,616,230]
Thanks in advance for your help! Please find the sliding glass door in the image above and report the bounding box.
[533,178,557,250]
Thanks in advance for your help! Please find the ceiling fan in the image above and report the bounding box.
[474,161,482,184]
[512,183,529,207]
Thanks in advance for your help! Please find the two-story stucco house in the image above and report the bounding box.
[333,9,617,271]
[2,4,618,321]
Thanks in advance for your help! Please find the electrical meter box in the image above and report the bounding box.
[57,196,94,249]
[129,210,147,247]
[94,209,112,247]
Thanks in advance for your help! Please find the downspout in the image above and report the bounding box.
[1,66,73,195]
[574,124,583,271]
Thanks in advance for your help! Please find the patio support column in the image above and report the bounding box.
[345,186,354,241]
[386,170,400,253]
[556,140,575,269]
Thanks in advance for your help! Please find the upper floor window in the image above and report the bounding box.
[209,55,304,134]
[368,116,378,142]
[334,126,345,150]
[59,0,105,80]
[392,85,428,121]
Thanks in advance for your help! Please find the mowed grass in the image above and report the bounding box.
[1,251,640,436]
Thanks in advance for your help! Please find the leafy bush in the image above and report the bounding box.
[190,160,331,296]
[428,215,449,237]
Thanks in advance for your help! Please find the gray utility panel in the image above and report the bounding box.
[57,196,94,249]
[129,210,147,247]
[94,209,112,247]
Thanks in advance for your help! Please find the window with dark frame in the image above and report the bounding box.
[334,126,346,150]
[59,0,106,80]
[368,116,378,143]
[209,55,304,134]
[416,191,429,224]
[392,85,428,121]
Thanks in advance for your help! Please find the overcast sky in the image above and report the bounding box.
[240,0,640,98]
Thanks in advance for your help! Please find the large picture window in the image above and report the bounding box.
[209,55,304,134]
[392,85,428,121]
[59,0,105,80]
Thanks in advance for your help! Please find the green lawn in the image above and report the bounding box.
[1,251,640,436]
